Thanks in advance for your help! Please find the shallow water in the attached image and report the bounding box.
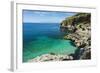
[23,23,77,62]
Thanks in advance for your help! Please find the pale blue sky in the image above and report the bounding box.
[23,10,76,23]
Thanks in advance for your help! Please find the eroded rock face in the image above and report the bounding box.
[28,54,73,62]
[60,13,90,33]
[60,13,91,60]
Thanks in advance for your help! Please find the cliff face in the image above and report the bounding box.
[60,13,91,60]
[60,13,91,32]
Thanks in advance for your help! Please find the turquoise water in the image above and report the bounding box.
[23,23,77,62]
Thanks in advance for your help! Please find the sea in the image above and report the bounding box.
[23,23,77,62]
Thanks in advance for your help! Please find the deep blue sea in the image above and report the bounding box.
[23,23,63,43]
[23,23,77,62]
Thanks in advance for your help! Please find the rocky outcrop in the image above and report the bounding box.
[28,53,73,62]
[60,13,91,60]
[60,13,90,33]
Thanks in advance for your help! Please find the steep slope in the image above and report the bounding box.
[60,13,91,59]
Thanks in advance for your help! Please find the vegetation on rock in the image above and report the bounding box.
[60,13,91,60]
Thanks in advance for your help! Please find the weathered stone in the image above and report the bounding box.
[28,54,73,62]
[60,13,91,60]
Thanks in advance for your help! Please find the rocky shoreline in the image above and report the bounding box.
[28,53,73,62]
[28,13,91,62]
[61,13,91,60]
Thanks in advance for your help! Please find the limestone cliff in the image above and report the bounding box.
[60,13,91,59]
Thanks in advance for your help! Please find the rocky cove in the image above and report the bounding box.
[27,13,91,62]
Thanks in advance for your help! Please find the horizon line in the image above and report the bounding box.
[23,22,61,23]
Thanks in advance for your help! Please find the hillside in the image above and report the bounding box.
[60,13,91,59]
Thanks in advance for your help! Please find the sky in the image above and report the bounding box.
[23,10,76,23]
